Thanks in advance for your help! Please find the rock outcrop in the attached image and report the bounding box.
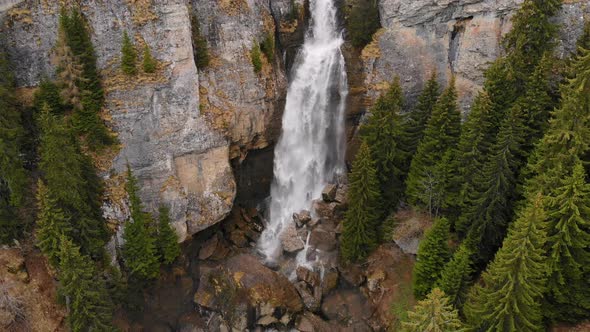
[0,0,300,242]
[362,0,590,112]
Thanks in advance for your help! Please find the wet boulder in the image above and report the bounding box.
[293,210,312,227]
[280,223,305,253]
[321,184,337,202]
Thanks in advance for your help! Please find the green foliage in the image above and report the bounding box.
[360,78,406,212]
[286,0,301,22]
[59,236,114,332]
[434,244,472,309]
[33,79,65,114]
[453,91,495,222]
[412,218,451,299]
[346,0,381,48]
[340,141,380,262]
[0,53,28,243]
[260,32,275,63]
[157,206,180,265]
[465,195,547,332]
[191,13,210,70]
[36,180,72,268]
[401,288,466,332]
[38,107,107,257]
[460,105,527,265]
[142,45,157,73]
[121,31,137,75]
[250,43,263,74]
[59,7,103,106]
[541,160,590,321]
[72,92,115,149]
[405,78,461,215]
[403,72,440,160]
[122,166,160,280]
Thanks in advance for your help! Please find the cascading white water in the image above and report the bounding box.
[258,0,348,264]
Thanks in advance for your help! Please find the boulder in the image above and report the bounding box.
[296,312,335,332]
[294,282,321,312]
[293,210,311,227]
[309,227,337,252]
[198,234,219,260]
[257,315,278,326]
[367,269,386,293]
[229,229,249,248]
[321,289,371,324]
[194,254,303,315]
[280,223,305,253]
[321,269,339,295]
[334,184,348,205]
[296,266,320,288]
[339,264,365,287]
[321,184,337,202]
[312,199,338,222]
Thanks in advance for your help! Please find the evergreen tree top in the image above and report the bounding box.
[401,288,467,332]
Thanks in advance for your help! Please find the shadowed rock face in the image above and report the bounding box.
[362,0,590,112]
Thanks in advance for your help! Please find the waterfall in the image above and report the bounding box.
[258,0,348,264]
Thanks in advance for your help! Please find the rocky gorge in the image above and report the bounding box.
[2,0,590,331]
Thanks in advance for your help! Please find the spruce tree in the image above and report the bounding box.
[460,105,527,265]
[142,45,156,73]
[542,160,590,321]
[59,236,114,332]
[340,141,380,262]
[346,0,381,48]
[191,13,210,70]
[53,24,85,111]
[251,43,262,74]
[403,72,440,160]
[33,79,65,114]
[38,106,107,257]
[412,217,451,299]
[453,91,495,218]
[60,7,103,105]
[405,78,461,215]
[121,31,137,75]
[122,166,160,280]
[434,244,472,309]
[401,288,466,332]
[157,206,180,265]
[0,53,28,243]
[464,194,547,332]
[36,180,72,268]
[361,78,406,212]
[73,91,114,149]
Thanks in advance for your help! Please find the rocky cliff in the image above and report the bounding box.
[0,0,304,244]
[361,0,590,111]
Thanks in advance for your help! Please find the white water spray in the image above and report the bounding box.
[258,0,348,264]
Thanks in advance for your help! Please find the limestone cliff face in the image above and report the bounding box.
[363,0,590,111]
[0,0,298,243]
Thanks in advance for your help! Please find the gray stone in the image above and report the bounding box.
[309,227,337,252]
[293,210,312,227]
[296,266,320,288]
[321,184,337,202]
[198,234,219,260]
[280,223,305,253]
[256,315,278,326]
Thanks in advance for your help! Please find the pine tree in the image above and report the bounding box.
[191,13,210,70]
[401,288,466,332]
[0,53,28,243]
[33,78,65,114]
[38,106,107,257]
[403,72,440,160]
[36,180,72,268]
[464,194,547,332]
[60,7,103,105]
[413,218,451,299]
[360,78,406,212]
[59,236,114,332]
[453,91,495,219]
[73,91,114,149]
[157,206,180,265]
[346,0,381,48]
[460,105,527,265]
[251,43,262,74]
[122,166,160,280]
[142,45,156,73]
[434,244,472,309]
[121,31,137,75]
[405,78,461,215]
[542,160,590,321]
[340,141,380,262]
[260,32,275,62]
[53,24,85,110]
